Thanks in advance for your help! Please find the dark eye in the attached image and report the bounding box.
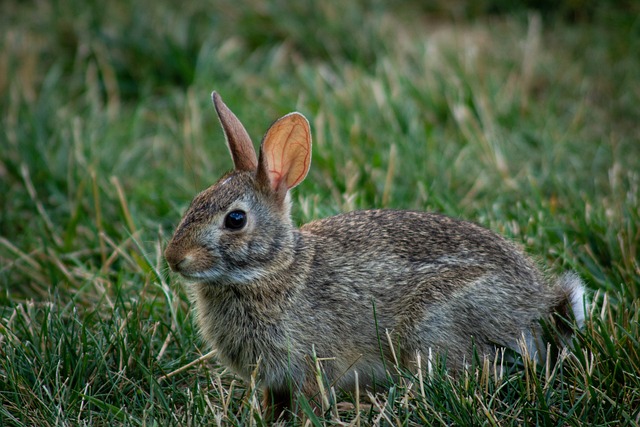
[224,210,247,230]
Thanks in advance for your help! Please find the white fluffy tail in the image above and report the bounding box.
[516,272,587,364]
[558,272,588,328]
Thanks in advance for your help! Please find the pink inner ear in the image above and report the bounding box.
[261,113,311,193]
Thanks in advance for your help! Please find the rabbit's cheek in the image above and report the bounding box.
[218,233,252,260]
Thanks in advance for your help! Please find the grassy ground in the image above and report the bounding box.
[1,0,639,425]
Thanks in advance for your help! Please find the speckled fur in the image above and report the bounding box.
[164,93,586,419]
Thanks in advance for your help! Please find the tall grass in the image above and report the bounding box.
[1,0,639,425]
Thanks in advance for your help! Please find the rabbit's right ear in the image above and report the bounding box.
[212,92,258,171]
[257,112,311,200]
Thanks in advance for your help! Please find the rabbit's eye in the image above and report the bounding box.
[224,210,247,230]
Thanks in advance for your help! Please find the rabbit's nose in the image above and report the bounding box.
[169,257,187,273]
[165,245,186,272]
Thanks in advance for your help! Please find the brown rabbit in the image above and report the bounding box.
[165,92,586,419]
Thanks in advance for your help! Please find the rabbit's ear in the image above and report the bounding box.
[257,112,311,197]
[212,92,258,172]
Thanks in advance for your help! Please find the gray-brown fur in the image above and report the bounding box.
[164,92,586,419]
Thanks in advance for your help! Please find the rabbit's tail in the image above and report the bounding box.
[542,272,588,357]
[517,273,587,364]
[554,272,587,331]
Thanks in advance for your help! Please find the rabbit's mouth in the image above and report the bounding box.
[178,269,224,282]
[166,241,269,285]
[166,244,221,276]
[178,264,267,286]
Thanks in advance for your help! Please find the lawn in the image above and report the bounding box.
[1,0,639,425]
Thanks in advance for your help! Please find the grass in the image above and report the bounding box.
[1,0,639,425]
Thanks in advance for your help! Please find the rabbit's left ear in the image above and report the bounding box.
[212,91,258,172]
[257,112,311,197]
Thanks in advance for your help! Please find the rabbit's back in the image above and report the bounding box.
[295,210,561,371]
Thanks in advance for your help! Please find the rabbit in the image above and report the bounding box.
[164,92,587,419]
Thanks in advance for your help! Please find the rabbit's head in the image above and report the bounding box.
[164,92,311,285]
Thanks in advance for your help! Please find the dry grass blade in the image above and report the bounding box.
[157,349,217,382]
